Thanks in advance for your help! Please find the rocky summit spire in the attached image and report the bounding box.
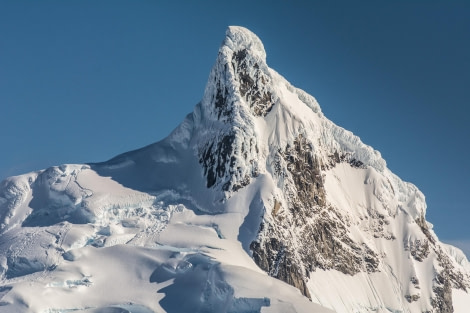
[195,27,278,196]
[199,26,275,125]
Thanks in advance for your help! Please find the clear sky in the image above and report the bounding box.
[1,1,469,254]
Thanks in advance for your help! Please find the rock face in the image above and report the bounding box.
[250,135,381,299]
[0,26,469,313]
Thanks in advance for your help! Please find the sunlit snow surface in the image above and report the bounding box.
[1,26,469,312]
[0,165,331,313]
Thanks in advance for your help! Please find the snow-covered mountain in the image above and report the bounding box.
[1,26,469,313]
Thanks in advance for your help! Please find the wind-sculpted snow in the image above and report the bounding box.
[0,26,469,313]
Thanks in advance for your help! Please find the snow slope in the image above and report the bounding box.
[0,26,469,313]
[0,164,331,313]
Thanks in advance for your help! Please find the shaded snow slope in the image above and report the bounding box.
[0,26,469,313]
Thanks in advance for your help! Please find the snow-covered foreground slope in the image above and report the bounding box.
[0,165,331,313]
[1,26,469,313]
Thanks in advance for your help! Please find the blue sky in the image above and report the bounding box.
[1,1,469,254]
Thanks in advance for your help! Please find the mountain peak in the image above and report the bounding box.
[198,26,273,127]
[222,26,266,62]
[1,26,470,313]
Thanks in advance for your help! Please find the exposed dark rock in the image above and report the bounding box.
[405,294,420,303]
[250,135,380,298]
[199,131,259,194]
[429,243,469,312]
[411,276,420,289]
[232,49,274,117]
[367,208,395,240]
[297,214,380,274]
[405,216,469,312]
[432,273,453,313]
[250,236,311,299]
[436,246,469,291]
[323,151,367,170]
[282,134,326,208]
[200,134,235,189]
[416,214,436,245]
[349,158,364,168]
[404,238,430,262]
[214,81,232,119]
